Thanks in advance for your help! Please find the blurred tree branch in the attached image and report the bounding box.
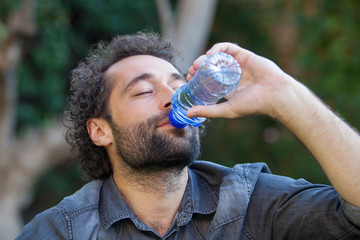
[0,0,72,238]
[267,0,299,76]
[0,0,36,148]
[155,0,218,73]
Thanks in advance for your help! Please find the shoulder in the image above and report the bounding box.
[245,172,360,238]
[189,161,270,187]
[188,161,273,233]
[57,180,103,213]
[15,206,69,240]
[189,161,272,203]
[16,180,104,240]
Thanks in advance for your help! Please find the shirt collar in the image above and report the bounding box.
[174,167,218,227]
[99,176,136,229]
[99,167,218,230]
[187,167,218,214]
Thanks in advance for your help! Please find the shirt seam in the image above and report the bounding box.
[191,217,206,240]
[56,204,99,239]
[242,226,256,240]
[65,204,99,219]
[56,206,73,240]
[320,224,357,240]
[196,176,218,214]
[100,202,135,229]
[206,215,244,237]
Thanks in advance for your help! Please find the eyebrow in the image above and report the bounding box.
[123,72,186,93]
[123,73,153,93]
[171,73,187,83]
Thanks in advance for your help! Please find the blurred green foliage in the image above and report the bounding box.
[1,0,359,221]
[205,0,360,184]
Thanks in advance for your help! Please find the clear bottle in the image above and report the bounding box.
[168,52,241,128]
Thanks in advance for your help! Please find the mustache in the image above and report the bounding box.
[146,109,172,127]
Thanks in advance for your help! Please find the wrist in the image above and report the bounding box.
[269,76,314,125]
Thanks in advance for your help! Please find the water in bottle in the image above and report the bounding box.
[168,52,241,128]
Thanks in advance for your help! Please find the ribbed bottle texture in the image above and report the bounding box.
[168,52,241,128]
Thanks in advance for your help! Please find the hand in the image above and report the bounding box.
[186,42,297,120]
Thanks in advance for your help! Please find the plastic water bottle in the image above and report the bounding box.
[168,52,241,128]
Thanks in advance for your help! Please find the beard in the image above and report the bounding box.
[107,110,201,174]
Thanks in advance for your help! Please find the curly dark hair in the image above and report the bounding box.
[64,32,179,180]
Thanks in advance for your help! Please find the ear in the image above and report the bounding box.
[87,118,113,147]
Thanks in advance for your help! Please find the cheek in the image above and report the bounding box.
[113,101,158,124]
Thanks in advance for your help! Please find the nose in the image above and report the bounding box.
[160,85,175,110]
[164,102,171,108]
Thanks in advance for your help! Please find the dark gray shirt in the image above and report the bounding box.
[16,161,360,239]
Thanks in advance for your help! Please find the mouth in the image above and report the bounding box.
[157,118,173,128]
[155,109,175,128]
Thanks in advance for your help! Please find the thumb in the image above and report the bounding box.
[187,103,237,119]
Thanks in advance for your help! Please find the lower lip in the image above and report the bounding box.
[159,123,174,128]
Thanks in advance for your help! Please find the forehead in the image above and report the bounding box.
[105,55,180,85]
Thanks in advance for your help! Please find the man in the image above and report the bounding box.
[16,32,360,239]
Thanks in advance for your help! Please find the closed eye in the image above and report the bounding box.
[134,89,153,96]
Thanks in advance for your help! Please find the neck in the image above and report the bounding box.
[112,163,189,236]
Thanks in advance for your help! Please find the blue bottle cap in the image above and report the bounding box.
[168,110,187,129]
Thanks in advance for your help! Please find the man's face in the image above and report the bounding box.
[105,55,200,172]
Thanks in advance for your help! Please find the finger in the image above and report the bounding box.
[187,102,238,119]
[206,42,255,68]
[186,55,207,81]
[186,66,196,81]
[206,42,241,56]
